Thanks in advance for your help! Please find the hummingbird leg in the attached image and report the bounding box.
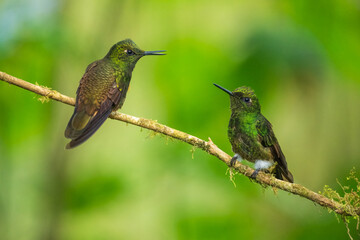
[250,169,260,179]
[230,154,242,167]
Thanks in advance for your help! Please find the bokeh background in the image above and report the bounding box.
[1,0,360,239]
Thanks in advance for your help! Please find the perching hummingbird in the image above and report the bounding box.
[64,39,165,149]
[213,84,294,182]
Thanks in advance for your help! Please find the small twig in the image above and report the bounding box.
[344,218,354,240]
[1,70,359,217]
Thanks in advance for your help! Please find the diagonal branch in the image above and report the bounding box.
[1,70,359,217]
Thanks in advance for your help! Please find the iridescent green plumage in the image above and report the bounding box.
[214,84,294,183]
[64,39,165,149]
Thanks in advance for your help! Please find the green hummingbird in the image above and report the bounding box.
[214,83,294,182]
[64,39,165,149]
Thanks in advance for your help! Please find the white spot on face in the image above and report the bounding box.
[254,160,273,170]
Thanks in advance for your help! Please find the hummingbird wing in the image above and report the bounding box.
[65,61,123,149]
[256,116,294,183]
[65,85,121,149]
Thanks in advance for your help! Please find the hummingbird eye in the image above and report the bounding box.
[242,97,251,103]
[125,49,135,55]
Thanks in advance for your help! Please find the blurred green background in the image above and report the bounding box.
[1,0,360,239]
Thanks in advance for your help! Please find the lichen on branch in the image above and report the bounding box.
[321,168,360,239]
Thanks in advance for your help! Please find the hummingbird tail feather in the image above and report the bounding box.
[275,165,294,183]
[64,110,91,139]
[65,107,112,149]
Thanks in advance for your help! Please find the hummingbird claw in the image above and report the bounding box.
[230,154,241,167]
[250,169,260,179]
[230,157,237,167]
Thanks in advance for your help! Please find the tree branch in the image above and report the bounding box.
[1,70,359,217]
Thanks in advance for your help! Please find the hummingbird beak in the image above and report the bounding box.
[144,50,166,55]
[213,83,233,96]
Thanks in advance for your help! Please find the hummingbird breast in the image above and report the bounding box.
[228,112,272,162]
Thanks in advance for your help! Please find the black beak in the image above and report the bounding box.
[213,83,233,96]
[144,50,166,55]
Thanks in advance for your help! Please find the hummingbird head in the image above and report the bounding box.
[213,84,260,113]
[105,39,165,70]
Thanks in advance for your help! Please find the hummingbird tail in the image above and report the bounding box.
[65,107,112,149]
[275,165,294,183]
[65,110,92,139]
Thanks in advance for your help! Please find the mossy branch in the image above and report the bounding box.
[1,71,359,217]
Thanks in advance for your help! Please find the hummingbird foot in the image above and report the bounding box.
[230,154,242,167]
[250,169,260,179]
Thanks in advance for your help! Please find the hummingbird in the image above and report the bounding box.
[213,83,294,183]
[64,39,165,149]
